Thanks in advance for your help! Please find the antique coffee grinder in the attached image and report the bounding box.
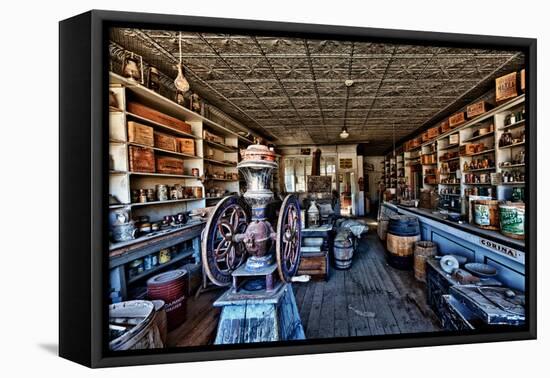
[201,143,305,344]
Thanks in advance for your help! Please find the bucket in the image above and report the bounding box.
[413,241,438,282]
[499,202,525,240]
[473,200,500,230]
[334,231,353,269]
[109,300,163,351]
[388,215,420,236]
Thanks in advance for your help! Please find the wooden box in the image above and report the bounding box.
[449,134,459,145]
[297,251,328,281]
[439,119,450,133]
[203,130,224,145]
[421,131,430,142]
[467,101,491,118]
[440,295,477,331]
[495,72,518,103]
[459,144,477,156]
[449,112,466,128]
[427,126,439,139]
[155,156,184,175]
[520,69,525,92]
[127,102,192,134]
[127,121,154,146]
[128,146,155,173]
[154,132,177,152]
[177,138,195,155]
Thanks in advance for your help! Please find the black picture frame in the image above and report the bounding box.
[59,9,537,368]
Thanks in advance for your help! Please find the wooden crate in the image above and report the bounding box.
[203,130,224,145]
[421,131,430,142]
[156,156,184,175]
[154,132,177,152]
[427,126,439,139]
[127,102,192,134]
[177,138,195,155]
[128,146,155,173]
[495,72,518,103]
[449,112,466,128]
[439,119,450,133]
[127,121,154,146]
[467,101,491,118]
[459,144,477,156]
[297,251,328,281]
[520,69,525,92]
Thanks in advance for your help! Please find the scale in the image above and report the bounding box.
[201,143,305,344]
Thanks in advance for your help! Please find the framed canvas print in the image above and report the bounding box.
[59,10,537,368]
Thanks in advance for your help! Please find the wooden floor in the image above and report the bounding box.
[169,219,441,346]
[293,221,441,338]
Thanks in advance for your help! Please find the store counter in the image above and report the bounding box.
[381,202,525,291]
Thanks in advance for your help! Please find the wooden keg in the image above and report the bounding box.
[413,241,438,282]
[473,200,500,230]
[152,299,167,346]
[378,219,389,241]
[109,300,163,351]
[147,270,188,331]
[386,215,421,270]
[334,231,354,270]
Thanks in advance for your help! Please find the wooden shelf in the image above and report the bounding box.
[440,193,461,196]
[129,171,199,179]
[462,131,495,143]
[499,119,525,131]
[128,142,200,159]
[204,139,238,153]
[130,198,205,208]
[464,167,496,172]
[499,163,525,169]
[464,148,495,157]
[204,158,237,167]
[439,183,460,185]
[500,182,525,185]
[205,177,238,182]
[439,157,460,163]
[127,249,195,284]
[499,141,525,150]
[463,183,493,186]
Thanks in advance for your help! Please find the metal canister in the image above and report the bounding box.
[155,184,168,201]
[192,186,203,199]
[138,189,148,203]
[146,188,156,202]
[144,255,153,270]
[159,249,171,264]
[191,168,199,177]
[169,186,179,200]
[131,189,140,204]
[174,184,185,199]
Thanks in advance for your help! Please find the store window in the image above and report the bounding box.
[284,155,336,192]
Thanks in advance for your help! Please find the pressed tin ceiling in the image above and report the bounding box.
[110,28,524,154]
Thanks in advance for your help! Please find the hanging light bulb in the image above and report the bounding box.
[174,32,190,93]
[340,126,349,139]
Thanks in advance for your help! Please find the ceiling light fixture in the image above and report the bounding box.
[344,79,354,87]
[340,126,349,139]
[174,32,190,93]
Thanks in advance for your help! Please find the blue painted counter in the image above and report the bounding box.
[381,203,525,291]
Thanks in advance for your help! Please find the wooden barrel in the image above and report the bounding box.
[388,215,420,236]
[147,270,188,331]
[386,215,421,270]
[334,231,353,270]
[152,299,167,346]
[499,202,525,240]
[473,200,500,230]
[413,241,438,282]
[109,300,163,351]
[378,219,389,241]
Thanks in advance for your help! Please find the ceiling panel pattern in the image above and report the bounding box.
[110,28,524,153]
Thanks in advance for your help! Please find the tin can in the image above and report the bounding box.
[192,186,203,199]
[155,184,168,201]
[146,188,156,202]
[159,249,171,264]
[144,255,153,270]
[174,184,184,199]
[191,168,199,177]
[138,189,148,203]
[131,189,140,203]
[170,187,178,200]
[151,254,158,267]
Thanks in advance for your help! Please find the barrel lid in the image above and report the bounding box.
[147,269,187,286]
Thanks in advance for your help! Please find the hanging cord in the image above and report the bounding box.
[178,32,183,66]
